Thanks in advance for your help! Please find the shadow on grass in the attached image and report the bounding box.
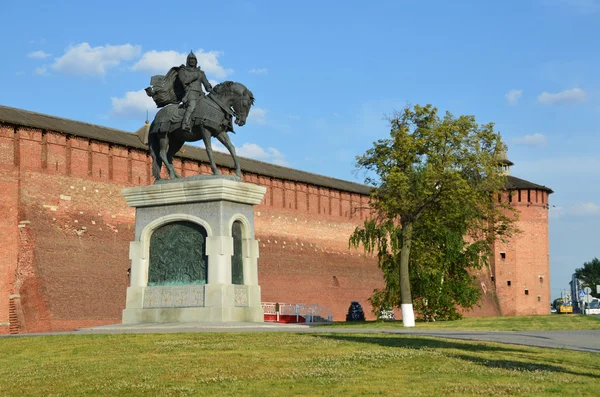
[313,334,528,353]
[312,334,600,379]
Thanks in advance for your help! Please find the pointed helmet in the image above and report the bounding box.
[186,51,197,67]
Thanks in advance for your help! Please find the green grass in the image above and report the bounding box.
[1,332,599,396]
[321,314,600,331]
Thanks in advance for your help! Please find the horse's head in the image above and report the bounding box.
[231,84,254,127]
[212,82,255,127]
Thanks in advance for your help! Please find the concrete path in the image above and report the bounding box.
[5,322,600,353]
[382,329,600,353]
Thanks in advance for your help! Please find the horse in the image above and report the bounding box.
[147,81,254,181]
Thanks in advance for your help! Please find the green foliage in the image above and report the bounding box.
[409,228,485,321]
[350,104,517,321]
[575,257,600,298]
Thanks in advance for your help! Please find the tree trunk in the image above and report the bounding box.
[400,221,415,327]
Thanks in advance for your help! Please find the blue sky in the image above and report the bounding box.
[1,0,599,300]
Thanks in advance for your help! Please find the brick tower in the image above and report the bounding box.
[491,148,553,315]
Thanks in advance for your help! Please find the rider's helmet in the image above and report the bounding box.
[186,51,197,67]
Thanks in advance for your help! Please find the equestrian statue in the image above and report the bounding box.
[144,51,255,181]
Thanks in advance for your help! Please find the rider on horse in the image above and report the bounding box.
[179,51,213,132]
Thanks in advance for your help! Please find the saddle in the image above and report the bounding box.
[149,96,233,135]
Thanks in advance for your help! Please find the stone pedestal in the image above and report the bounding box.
[121,176,266,324]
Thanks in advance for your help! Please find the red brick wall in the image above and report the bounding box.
[47,132,68,175]
[0,122,552,332]
[253,200,381,320]
[0,126,19,334]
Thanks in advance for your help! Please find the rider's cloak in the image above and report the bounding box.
[145,67,186,108]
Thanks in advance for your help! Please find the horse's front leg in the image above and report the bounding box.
[202,128,220,175]
[148,133,162,181]
[216,132,241,178]
[167,138,184,179]
[159,133,178,179]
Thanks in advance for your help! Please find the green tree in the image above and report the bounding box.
[350,104,517,326]
[575,258,600,298]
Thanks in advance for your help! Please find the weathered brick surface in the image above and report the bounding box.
[259,239,381,320]
[493,190,551,316]
[47,132,68,175]
[254,205,381,319]
[0,121,552,332]
[0,167,19,334]
[15,224,52,333]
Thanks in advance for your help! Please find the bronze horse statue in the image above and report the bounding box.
[147,81,254,181]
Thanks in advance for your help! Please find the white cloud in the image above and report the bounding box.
[27,50,51,59]
[131,50,184,73]
[537,88,587,105]
[570,202,600,216]
[236,143,289,166]
[505,89,522,105]
[288,114,300,120]
[210,141,228,153]
[52,43,141,76]
[512,133,547,147]
[110,89,157,119]
[248,107,267,124]
[249,68,268,74]
[132,49,232,78]
[34,66,48,76]
[549,202,600,219]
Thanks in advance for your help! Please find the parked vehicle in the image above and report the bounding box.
[584,298,600,315]
[555,299,573,314]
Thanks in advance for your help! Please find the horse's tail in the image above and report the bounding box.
[148,131,161,181]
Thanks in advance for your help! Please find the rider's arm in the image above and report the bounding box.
[200,72,212,92]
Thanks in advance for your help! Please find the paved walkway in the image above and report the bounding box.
[385,329,600,353]
[5,322,600,353]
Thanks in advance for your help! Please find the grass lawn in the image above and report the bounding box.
[1,332,599,396]
[321,314,600,331]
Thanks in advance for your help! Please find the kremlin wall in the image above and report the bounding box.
[0,105,553,334]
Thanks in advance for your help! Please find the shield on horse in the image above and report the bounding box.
[149,96,233,137]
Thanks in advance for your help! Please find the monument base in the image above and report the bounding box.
[122,283,263,324]
[121,177,266,325]
[122,306,264,324]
